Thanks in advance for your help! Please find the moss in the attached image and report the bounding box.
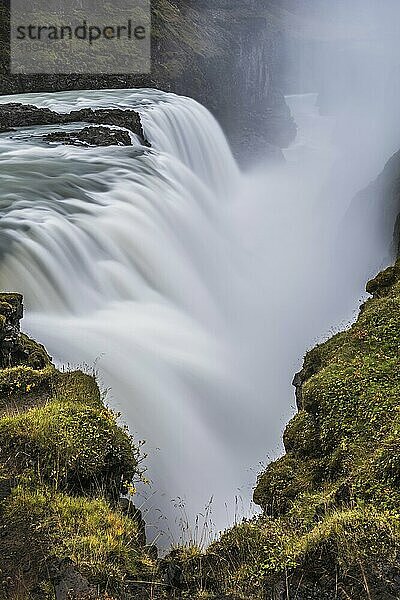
[0,294,23,324]
[209,519,294,588]
[284,507,400,584]
[0,399,138,495]
[52,370,102,408]
[366,264,399,297]
[253,455,315,516]
[283,410,321,457]
[0,364,55,398]
[0,301,12,313]
[0,293,23,304]
[19,333,51,364]
[300,330,349,381]
[0,293,23,316]
[285,483,342,529]
[1,485,155,595]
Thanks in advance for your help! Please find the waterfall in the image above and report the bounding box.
[0,87,396,544]
[0,89,252,542]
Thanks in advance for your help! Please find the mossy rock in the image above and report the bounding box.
[0,293,23,314]
[0,399,138,495]
[254,455,315,515]
[288,508,400,591]
[300,331,349,381]
[366,264,400,297]
[0,301,13,315]
[52,370,102,408]
[0,363,55,398]
[283,411,321,457]
[0,485,155,596]
[285,482,345,527]
[18,333,52,369]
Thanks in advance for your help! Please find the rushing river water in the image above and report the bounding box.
[0,89,395,543]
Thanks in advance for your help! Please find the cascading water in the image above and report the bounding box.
[0,89,258,541]
[0,85,397,544]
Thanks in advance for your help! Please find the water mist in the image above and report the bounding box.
[0,1,400,545]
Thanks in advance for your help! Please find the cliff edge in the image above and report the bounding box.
[0,295,156,599]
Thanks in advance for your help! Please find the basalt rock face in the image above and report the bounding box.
[345,148,400,263]
[154,0,297,161]
[0,1,296,162]
[158,1,296,160]
[330,147,400,318]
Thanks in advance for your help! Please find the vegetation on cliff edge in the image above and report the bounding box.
[164,260,400,599]
[0,295,156,600]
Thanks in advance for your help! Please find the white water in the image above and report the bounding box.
[0,87,396,544]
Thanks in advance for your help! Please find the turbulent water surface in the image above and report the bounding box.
[0,88,395,543]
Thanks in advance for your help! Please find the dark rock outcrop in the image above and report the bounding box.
[44,125,133,147]
[0,293,23,368]
[0,293,49,370]
[47,558,98,600]
[0,103,149,145]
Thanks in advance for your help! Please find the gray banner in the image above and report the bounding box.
[11,0,151,74]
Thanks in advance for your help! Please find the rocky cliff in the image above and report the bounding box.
[0,296,155,599]
[0,0,296,161]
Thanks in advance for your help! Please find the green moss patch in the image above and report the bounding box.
[52,370,102,407]
[0,399,138,495]
[1,485,155,596]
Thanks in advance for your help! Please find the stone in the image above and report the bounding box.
[47,558,98,600]
[0,103,150,146]
[44,125,133,147]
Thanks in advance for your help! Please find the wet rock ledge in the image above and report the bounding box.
[44,126,133,147]
[0,103,150,147]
